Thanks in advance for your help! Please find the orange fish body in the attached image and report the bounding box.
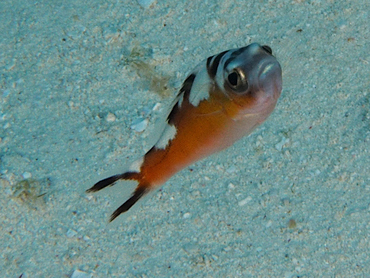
[87,43,282,221]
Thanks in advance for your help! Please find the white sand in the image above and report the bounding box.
[1,0,369,277]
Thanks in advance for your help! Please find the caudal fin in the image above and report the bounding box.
[86,171,149,222]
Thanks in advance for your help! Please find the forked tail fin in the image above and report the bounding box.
[86,171,149,222]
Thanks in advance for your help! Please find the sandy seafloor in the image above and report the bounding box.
[0,0,369,277]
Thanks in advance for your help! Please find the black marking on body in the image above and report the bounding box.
[207,50,228,79]
[223,46,248,69]
[166,73,195,124]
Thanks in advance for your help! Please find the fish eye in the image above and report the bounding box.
[226,68,248,92]
[228,71,239,86]
[262,45,272,55]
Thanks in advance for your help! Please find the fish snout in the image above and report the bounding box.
[257,59,282,98]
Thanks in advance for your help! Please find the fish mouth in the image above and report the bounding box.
[257,59,282,99]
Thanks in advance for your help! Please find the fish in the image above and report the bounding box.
[87,43,282,221]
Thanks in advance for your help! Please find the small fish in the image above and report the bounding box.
[87,43,282,221]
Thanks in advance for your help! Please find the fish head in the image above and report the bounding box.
[216,43,282,119]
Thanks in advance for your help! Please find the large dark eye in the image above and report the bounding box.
[228,71,239,87]
[226,68,248,92]
[262,45,272,54]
